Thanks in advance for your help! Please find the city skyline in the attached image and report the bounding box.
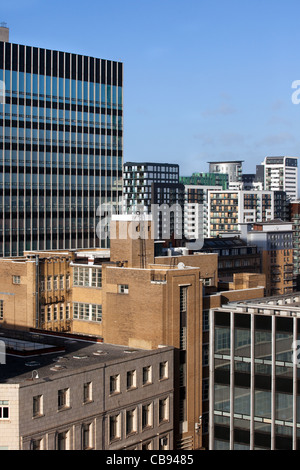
[2,0,300,177]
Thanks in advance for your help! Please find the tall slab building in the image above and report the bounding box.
[0,28,123,256]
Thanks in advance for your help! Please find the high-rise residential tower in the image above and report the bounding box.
[262,156,298,202]
[0,29,123,256]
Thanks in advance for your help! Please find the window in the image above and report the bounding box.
[40,306,45,324]
[82,423,92,450]
[12,275,20,284]
[203,310,209,332]
[143,366,152,385]
[126,370,137,390]
[33,395,43,417]
[47,305,51,322]
[73,266,102,288]
[66,303,70,319]
[53,305,58,321]
[110,375,120,395]
[58,388,70,410]
[31,439,43,450]
[73,302,102,323]
[142,403,153,429]
[0,401,9,419]
[57,431,69,450]
[40,276,45,292]
[118,284,129,294]
[59,275,64,290]
[126,408,137,435]
[0,300,3,320]
[53,275,58,291]
[66,274,70,289]
[47,276,52,291]
[83,382,92,404]
[203,378,209,401]
[159,361,168,380]
[109,414,121,441]
[59,304,64,320]
[159,435,169,450]
[159,397,169,423]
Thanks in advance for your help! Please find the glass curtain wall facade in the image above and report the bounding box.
[0,41,123,256]
[210,309,300,450]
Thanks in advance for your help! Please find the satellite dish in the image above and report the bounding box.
[177,262,185,270]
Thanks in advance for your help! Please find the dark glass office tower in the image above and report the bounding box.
[0,32,123,256]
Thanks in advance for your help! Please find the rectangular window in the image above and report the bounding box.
[180,286,187,350]
[66,303,70,319]
[159,397,169,423]
[59,275,64,290]
[53,275,58,291]
[142,366,152,385]
[109,414,121,441]
[159,361,168,380]
[58,388,70,410]
[33,395,43,417]
[126,370,137,390]
[57,431,69,450]
[47,276,52,291]
[12,275,20,284]
[118,284,129,294]
[142,403,153,429]
[32,439,43,450]
[40,276,45,292]
[83,382,92,404]
[59,304,64,320]
[82,423,92,450]
[47,305,51,321]
[73,266,102,288]
[126,408,137,435]
[0,300,3,320]
[66,274,70,289]
[72,302,102,323]
[110,375,120,395]
[0,401,9,419]
[53,305,58,321]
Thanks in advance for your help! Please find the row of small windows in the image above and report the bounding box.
[40,274,70,292]
[110,362,169,395]
[40,303,70,323]
[1,70,122,107]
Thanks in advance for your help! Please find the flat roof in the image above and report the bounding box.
[0,329,172,385]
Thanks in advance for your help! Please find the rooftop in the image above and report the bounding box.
[0,328,170,385]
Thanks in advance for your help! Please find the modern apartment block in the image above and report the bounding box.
[179,172,228,190]
[289,201,300,290]
[184,185,221,241]
[0,29,123,257]
[208,161,243,184]
[209,293,300,450]
[208,190,274,237]
[240,221,294,296]
[0,329,174,450]
[262,156,298,202]
[122,162,184,240]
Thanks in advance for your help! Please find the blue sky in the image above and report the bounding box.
[2,0,300,176]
